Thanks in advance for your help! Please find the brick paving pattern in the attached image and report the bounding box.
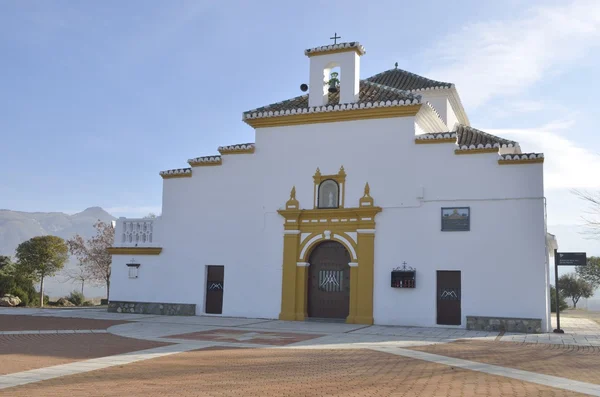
[410,340,600,385]
[3,347,585,397]
[0,315,129,331]
[0,333,170,375]
[166,328,325,346]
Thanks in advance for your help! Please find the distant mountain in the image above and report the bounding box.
[0,207,116,298]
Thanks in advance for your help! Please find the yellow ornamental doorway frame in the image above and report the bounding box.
[278,172,381,325]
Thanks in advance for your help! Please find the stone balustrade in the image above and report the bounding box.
[114,218,159,247]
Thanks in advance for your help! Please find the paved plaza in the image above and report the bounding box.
[1,308,600,396]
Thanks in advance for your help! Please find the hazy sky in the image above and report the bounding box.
[2,0,600,253]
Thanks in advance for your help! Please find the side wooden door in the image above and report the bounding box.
[206,265,224,314]
[437,270,461,325]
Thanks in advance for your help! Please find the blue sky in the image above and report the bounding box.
[2,0,600,256]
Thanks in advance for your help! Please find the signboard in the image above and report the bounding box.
[441,207,470,231]
[556,252,587,266]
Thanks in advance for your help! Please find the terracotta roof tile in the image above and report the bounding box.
[455,124,516,148]
[416,124,519,149]
[245,81,421,116]
[366,68,452,91]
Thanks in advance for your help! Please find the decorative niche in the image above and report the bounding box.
[391,262,416,288]
[313,166,346,209]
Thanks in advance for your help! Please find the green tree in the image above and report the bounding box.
[558,274,594,309]
[550,285,568,313]
[15,236,69,307]
[576,256,600,289]
[0,255,39,306]
[0,255,11,271]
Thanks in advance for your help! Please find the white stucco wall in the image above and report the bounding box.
[110,112,548,330]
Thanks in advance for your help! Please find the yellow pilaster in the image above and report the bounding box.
[279,232,300,321]
[346,265,359,324]
[295,265,309,320]
[355,231,375,324]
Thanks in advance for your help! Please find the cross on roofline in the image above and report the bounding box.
[330,32,341,44]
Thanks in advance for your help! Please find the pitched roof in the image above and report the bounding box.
[244,80,421,116]
[366,68,452,91]
[455,124,516,148]
[416,124,519,150]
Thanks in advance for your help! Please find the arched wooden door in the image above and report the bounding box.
[307,241,350,319]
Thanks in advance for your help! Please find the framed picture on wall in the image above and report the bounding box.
[441,207,470,231]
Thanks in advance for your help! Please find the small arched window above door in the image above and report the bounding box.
[318,179,339,209]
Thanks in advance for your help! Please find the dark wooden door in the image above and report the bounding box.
[437,270,461,325]
[308,241,350,319]
[206,265,224,314]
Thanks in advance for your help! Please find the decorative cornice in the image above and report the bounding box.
[498,153,544,164]
[415,132,457,144]
[218,143,255,155]
[356,229,376,234]
[305,42,366,57]
[454,148,499,155]
[244,104,421,128]
[453,141,518,155]
[107,247,162,255]
[187,155,222,167]
[159,168,192,179]
[283,230,301,235]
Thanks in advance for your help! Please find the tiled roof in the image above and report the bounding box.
[416,125,519,150]
[499,153,544,162]
[187,155,222,166]
[218,143,255,154]
[159,168,192,178]
[366,68,452,91]
[415,132,457,141]
[305,42,366,57]
[244,80,421,117]
[455,124,517,149]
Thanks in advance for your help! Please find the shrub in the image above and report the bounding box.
[67,290,85,306]
[82,300,94,307]
[550,285,568,312]
[30,294,50,307]
[11,287,29,306]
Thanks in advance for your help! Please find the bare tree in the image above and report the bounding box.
[572,189,600,238]
[67,221,114,300]
[63,264,95,296]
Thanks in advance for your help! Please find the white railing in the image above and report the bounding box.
[114,218,159,247]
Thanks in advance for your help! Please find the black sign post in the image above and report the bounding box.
[553,249,587,333]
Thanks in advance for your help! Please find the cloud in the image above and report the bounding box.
[425,0,600,109]
[486,120,600,189]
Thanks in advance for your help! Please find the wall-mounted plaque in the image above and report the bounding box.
[441,207,470,231]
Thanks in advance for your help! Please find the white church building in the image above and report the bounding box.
[108,40,553,333]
